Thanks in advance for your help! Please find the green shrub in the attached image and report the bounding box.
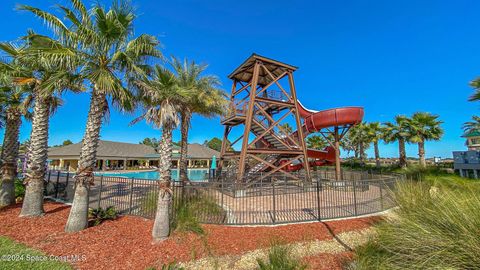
[352,182,480,269]
[88,206,118,226]
[14,179,25,199]
[256,242,307,270]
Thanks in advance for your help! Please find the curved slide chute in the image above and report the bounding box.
[281,101,364,172]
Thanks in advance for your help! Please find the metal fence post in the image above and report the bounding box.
[128,178,135,214]
[379,179,384,211]
[272,181,276,224]
[54,171,61,198]
[353,179,358,216]
[64,172,70,199]
[47,170,51,184]
[316,180,321,221]
[97,175,104,209]
[220,176,224,207]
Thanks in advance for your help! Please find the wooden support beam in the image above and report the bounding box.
[233,82,252,96]
[238,61,261,181]
[248,154,299,180]
[261,64,291,100]
[251,118,293,150]
[246,149,304,155]
[255,97,295,108]
[229,134,244,148]
[288,71,312,182]
[334,126,341,181]
[255,106,299,148]
[256,70,288,97]
[257,155,303,180]
[248,109,292,148]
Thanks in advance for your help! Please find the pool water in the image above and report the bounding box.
[96,169,209,181]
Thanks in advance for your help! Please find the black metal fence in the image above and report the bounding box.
[44,169,402,225]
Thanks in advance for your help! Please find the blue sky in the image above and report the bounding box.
[0,0,478,158]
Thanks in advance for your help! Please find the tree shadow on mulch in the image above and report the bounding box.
[45,205,70,214]
[321,222,353,251]
[320,217,381,252]
[0,203,22,212]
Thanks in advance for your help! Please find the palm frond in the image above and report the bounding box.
[69,0,91,25]
[17,5,71,37]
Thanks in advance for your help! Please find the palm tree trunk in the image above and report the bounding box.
[179,111,191,183]
[20,94,50,217]
[398,138,407,168]
[359,143,366,165]
[374,141,380,168]
[152,122,174,242]
[0,110,22,206]
[418,140,426,167]
[65,90,106,232]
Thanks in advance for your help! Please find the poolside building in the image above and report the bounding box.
[453,131,480,178]
[48,140,220,172]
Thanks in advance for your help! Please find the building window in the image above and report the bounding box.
[191,160,208,168]
[470,138,480,145]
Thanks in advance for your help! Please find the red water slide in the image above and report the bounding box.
[281,101,364,172]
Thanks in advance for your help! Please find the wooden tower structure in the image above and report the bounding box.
[219,54,311,183]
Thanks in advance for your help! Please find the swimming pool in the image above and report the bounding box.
[96,169,209,181]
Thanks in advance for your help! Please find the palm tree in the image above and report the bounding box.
[366,122,383,168]
[340,131,358,157]
[408,112,443,167]
[132,65,191,241]
[0,66,32,206]
[306,135,327,149]
[463,116,480,135]
[19,0,161,231]
[469,78,480,101]
[0,37,80,215]
[170,57,225,183]
[383,116,410,168]
[348,122,371,164]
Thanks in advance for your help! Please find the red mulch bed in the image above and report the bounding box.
[0,202,378,270]
[302,251,354,270]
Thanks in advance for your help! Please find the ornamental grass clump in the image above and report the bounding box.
[141,189,225,235]
[172,191,225,235]
[256,241,307,270]
[352,182,480,269]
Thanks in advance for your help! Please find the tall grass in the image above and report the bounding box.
[256,242,307,270]
[352,181,480,269]
[140,189,225,235]
[172,190,225,234]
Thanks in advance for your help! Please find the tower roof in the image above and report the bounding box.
[228,54,297,86]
